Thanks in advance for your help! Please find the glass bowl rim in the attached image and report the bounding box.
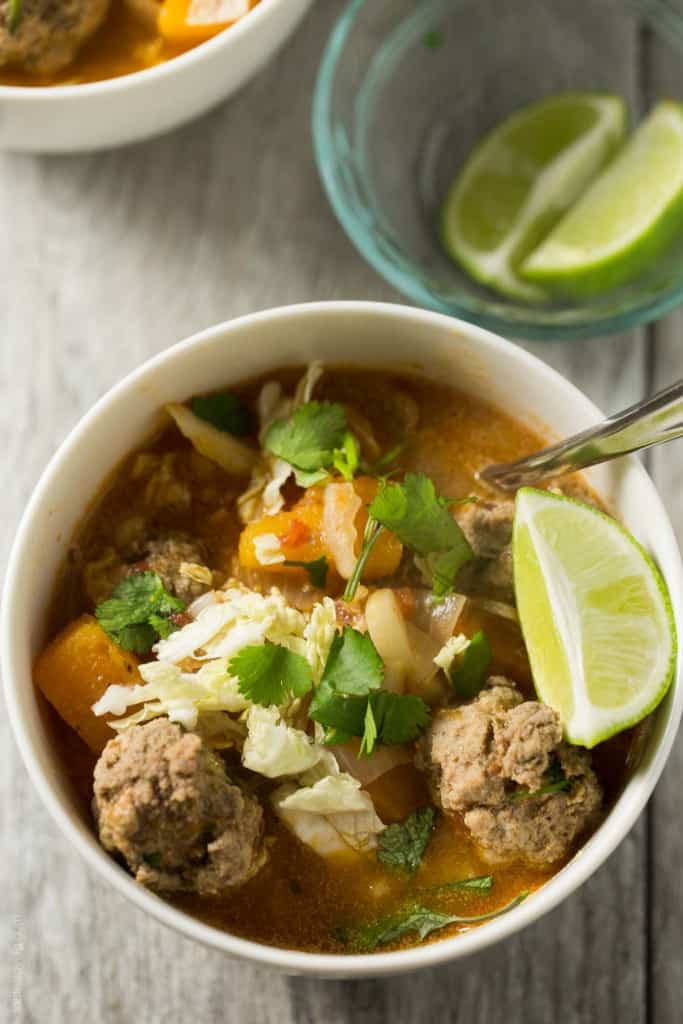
[312,0,683,341]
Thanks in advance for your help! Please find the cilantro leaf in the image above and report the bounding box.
[513,758,571,801]
[309,627,430,751]
[322,627,384,696]
[333,432,360,481]
[95,572,185,653]
[282,556,329,589]
[369,473,473,596]
[342,518,384,602]
[115,623,158,655]
[449,630,492,699]
[191,393,256,437]
[359,701,378,757]
[377,807,435,873]
[346,907,458,951]
[7,0,22,32]
[368,690,431,745]
[309,682,368,736]
[429,875,494,893]
[230,641,313,707]
[343,892,529,951]
[264,401,348,473]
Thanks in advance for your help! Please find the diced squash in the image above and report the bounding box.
[238,477,403,580]
[158,0,249,45]
[34,615,141,754]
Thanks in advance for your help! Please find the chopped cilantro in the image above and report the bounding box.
[230,641,313,707]
[95,572,185,654]
[363,443,403,477]
[343,891,529,951]
[377,807,435,873]
[7,0,22,31]
[344,473,474,601]
[359,701,378,757]
[264,401,348,473]
[342,518,384,602]
[309,627,431,752]
[368,690,431,747]
[282,556,329,588]
[333,431,360,481]
[322,627,383,696]
[513,759,571,800]
[429,875,494,894]
[370,473,473,597]
[449,630,492,699]
[191,392,256,436]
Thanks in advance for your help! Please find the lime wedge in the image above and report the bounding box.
[513,488,676,748]
[440,93,627,301]
[521,101,683,295]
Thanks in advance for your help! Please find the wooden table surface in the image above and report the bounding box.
[1,2,682,1021]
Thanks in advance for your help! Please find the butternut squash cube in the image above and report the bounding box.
[34,615,141,753]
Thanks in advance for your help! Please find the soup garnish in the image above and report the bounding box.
[33,364,674,953]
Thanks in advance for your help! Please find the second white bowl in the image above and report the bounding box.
[0,0,313,153]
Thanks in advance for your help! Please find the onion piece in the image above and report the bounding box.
[322,481,362,580]
[166,403,256,477]
[412,590,467,644]
[331,739,413,786]
[365,589,445,703]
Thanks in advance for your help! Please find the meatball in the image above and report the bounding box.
[419,678,602,866]
[84,532,212,607]
[0,0,111,74]
[93,719,265,895]
[141,535,212,603]
[455,501,515,604]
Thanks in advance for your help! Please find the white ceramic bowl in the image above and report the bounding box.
[0,0,313,153]
[3,302,682,977]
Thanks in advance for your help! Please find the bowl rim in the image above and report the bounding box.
[3,300,682,977]
[312,0,683,342]
[0,0,290,101]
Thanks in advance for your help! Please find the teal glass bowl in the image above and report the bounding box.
[313,0,683,340]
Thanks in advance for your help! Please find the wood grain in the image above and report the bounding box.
[0,1,674,1021]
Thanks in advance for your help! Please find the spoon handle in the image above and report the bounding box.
[480,379,683,490]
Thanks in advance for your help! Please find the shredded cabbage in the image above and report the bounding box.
[92,657,250,732]
[237,364,325,521]
[242,706,322,777]
[93,585,338,737]
[272,747,385,855]
[304,597,337,684]
[166,403,256,477]
[433,633,470,674]
[153,585,309,664]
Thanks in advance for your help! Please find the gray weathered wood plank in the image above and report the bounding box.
[0,0,658,1021]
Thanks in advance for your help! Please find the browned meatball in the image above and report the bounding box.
[93,719,265,895]
[141,535,212,603]
[418,678,602,866]
[455,501,515,604]
[84,532,212,607]
[0,0,111,74]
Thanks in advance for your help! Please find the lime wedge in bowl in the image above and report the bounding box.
[513,487,676,748]
[521,101,683,296]
[440,92,627,301]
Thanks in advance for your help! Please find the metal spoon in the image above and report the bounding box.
[480,379,683,490]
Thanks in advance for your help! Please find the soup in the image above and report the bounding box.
[34,367,652,954]
[0,0,260,87]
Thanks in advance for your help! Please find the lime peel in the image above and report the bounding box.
[441,93,627,302]
[521,100,683,295]
[513,487,676,748]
